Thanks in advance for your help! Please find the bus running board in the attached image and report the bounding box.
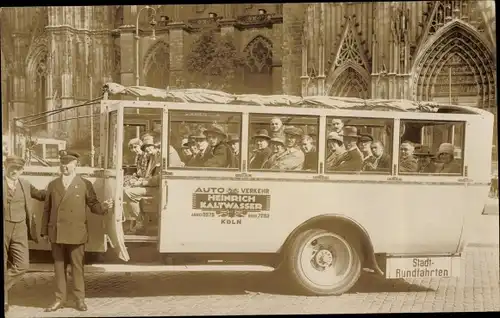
[28,263,276,273]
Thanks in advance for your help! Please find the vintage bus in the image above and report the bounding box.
[12,83,494,296]
[3,134,66,167]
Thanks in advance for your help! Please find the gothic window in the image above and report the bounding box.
[33,53,48,131]
[330,67,369,99]
[242,36,273,95]
[144,42,169,89]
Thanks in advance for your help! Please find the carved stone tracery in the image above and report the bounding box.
[143,41,170,89]
[243,36,273,94]
[330,67,369,98]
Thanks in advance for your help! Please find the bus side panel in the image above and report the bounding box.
[159,178,465,255]
[26,174,107,253]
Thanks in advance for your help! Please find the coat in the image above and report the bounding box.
[325,148,347,171]
[3,177,46,243]
[249,147,272,170]
[400,156,418,173]
[41,175,107,245]
[336,147,364,172]
[187,146,212,167]
[363,153,391,172]
[263,147,305,171]
[303,146,318,171]
[204,142,232,168]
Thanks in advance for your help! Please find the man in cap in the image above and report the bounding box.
[203,124,233,168]
[325,132,347,171]
[358,134,374,161]
[399,140,418,173]
[335,126,364,172]
[227,133,240,168]
[3,155,47,313]
[414,145,437,173]
[249,129,272,170]
[41,150,112,312]
[263,135,304,171]
[434,143,461,174]
[187,129,211,167]
[282,126,305,170]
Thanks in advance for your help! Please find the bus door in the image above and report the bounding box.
[99,102,130,261]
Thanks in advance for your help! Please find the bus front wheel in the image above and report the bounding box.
[285,228,362,296]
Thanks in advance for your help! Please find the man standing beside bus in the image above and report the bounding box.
[41,150,111,312]
[3,156,47,313]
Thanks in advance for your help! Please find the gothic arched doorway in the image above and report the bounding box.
[143,41,170,89]
[328,65,370,99]
[242,36,273,95]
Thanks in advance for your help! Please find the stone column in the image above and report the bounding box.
[167,22,187,88]
[271,21,283,95]
[11,35,29,119]
[118,25,136,87]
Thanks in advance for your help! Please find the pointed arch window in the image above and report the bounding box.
[144,42,169,89]
[242,36,273,95]
[33,53,48,131]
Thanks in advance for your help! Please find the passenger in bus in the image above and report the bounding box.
[129,138,149,178]
[363,141,391,172]
[358,134,374,161]
[227,133,240,168]
[270,117,285,138]
[414,145,437,173]
[399,141,418,172]
[262,136,303,170]
[325,132,347,171]
[434,143,461,174]
[335,126,363,172]
[301,134,318,171]
[203,124,233,168]
[284,126,305,166]
[331,118,344,134]
[249,129,272,169]
[186,130,211,167]
[141,135,160,178]
[179,138,194,164]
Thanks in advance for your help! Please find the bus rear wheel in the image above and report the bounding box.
[285,228,362,296]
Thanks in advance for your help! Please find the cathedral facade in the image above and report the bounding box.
[0,2,497,150]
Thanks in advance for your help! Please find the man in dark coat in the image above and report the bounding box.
[187,130,212,167]
[249,129,272,170]
[227,133,240,168]
[41,150,112,312]
[3,156,47,313]
[336,126,364,172]
[363,140,391,172]
[203,124,233,168]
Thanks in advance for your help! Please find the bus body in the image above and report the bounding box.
[14,83,494,296]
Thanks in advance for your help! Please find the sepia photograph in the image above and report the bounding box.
[1,1,498,316]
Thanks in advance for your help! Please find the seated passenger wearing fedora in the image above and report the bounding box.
[263,136,303,171]
[3,155,47,313]
[249,129,272,170]
[282,126,305,170]
[335,126,363,172]
[358,134,374,162]
[414,145,437,173]
[203,124,233,168]
[187,129,212,167]
[434,143,461,174]
[325,132,347,171]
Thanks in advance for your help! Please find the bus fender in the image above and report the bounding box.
[278,214,384,276]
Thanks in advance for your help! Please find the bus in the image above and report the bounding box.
[2,134,66,167]
[12,83,494,296]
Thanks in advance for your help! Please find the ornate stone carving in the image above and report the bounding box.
[235,14,282,30]
[243,36,273,73]
[331,16,369,72]
[330,67,369,98]
[143,41,170,89]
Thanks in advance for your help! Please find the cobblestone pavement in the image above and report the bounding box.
[5,245,499,317]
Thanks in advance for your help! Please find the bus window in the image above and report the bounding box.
[248,113,319,172]
[168,110,242,169]
[399,120,465,176]
[325,116,394,174]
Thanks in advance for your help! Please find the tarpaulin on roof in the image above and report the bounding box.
[102,82,448,113]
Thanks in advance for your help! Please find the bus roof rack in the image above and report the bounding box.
[102,82,490,116]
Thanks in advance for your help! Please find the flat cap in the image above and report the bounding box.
[4,155,25,168]
[59,150,80,163]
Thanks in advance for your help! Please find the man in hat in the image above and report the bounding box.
[414,145,437,173]
[179,138,194,164]
[41,150,112,312]
[263,135,304,171]
[335,126,364,172]
[249,129,272,170]
[358,134,374,161]
[282,126,305,170]
[187,129,212,167]
[227,133,240,168]
[301,135,318,171]
[3,155,47,313]
[325,132,347,171]
[363,141,391,172]
[399,141,418,173]
[203,124,233,168]
[434,143,461,174]
[141,134,159,178]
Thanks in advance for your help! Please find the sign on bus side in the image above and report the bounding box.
[191,187,271,224]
